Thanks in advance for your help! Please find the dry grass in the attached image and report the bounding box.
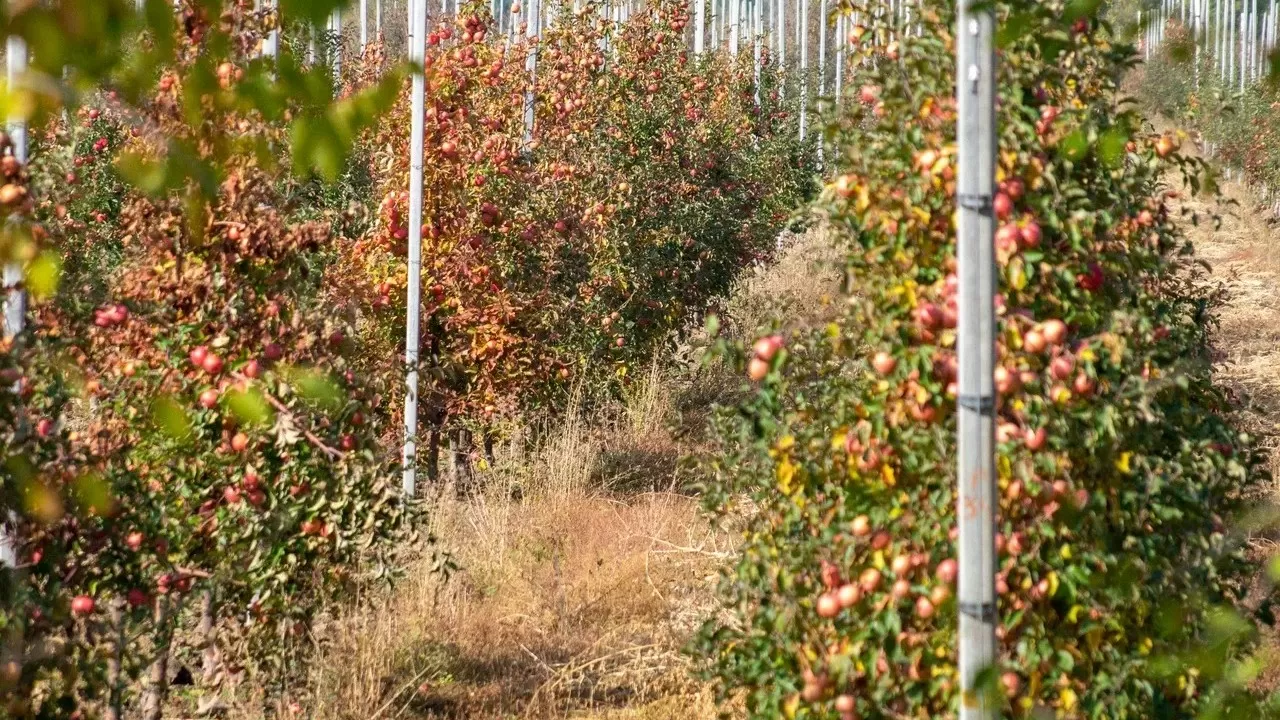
[1161,126,1280,694]
[302,230,842,720]
[1168,151,1280,484]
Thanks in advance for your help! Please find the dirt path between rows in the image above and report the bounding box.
[1167,137,1280,686]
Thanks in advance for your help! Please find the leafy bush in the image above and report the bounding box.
[327,0,816,469]
[693,2,1271,717]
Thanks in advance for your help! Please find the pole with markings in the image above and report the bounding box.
[403,0,427,496]
[955,0,997,716]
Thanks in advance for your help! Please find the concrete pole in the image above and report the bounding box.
[695,0,706,54]
[799,0,807,139]
[0,35,28,569]
[403,0,427,497]
[524,0,541,145]
[817,0,826,95]
[955,0,998,714]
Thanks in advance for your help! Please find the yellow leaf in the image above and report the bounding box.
[1047,571,1059,596]
[776,459,796,494]
[1115,452,1132,474]
[784,694,800,718]
[831,428,849,452]
[881,463,896,486]
[873,551,886,569]
[856,185,870,213]
[1139,637,1153,656]
[1079,346,1096,363]
[1067,605,1083,623]
[1060,688,1078,710]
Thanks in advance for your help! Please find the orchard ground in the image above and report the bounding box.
[296,230,842,720]
[1167,145,1280,689]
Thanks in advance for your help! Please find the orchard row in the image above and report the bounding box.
[0,0,821,716]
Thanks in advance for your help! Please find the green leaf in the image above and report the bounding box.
[151,394,194,441]
[225,386,276,427]
[26,251,61,300]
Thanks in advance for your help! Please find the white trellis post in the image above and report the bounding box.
[799,0,807,140]
[695,0,706,53]
[404,0,427,497]
[1240,8,1247,89]
[265,0,279,61]
[731,0,740,54]
[329,8,343,80]
[524,0,541,146]
[955,0,998,715]
[360,0,369,48]
[834,10,843,106]
[753,0,762,103]
[1194,0,1201,88]
[0,34,28,569]
[777,0,785,81]
[817,0,827,96]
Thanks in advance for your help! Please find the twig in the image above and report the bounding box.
[231,372,347,460]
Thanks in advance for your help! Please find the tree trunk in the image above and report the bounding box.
[105,600,125,720]
[140,597,172,720]
[450,428,474,497]
[199,589,219,684]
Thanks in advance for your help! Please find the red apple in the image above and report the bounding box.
[851,515,872,537]
[1049,355,1075,381]
[70,595,95,617]
[993,192,1013,220]
[127,588,149,608]
[1023,328,1046,354]
[1019,220,1042,248]
[243,360,263,379]
[816,592,841,618]
[1073,372,1096,396]
[871,351,897,376]
[994,366,1020,395]
[914,595,935,619]
[891,554,912,576]
[223,486,242,504]
[935,558,958,584]
[1041,319,1067,345]
[891,578,911,601]
[125,531,144,552]
[1025,426,1047,450]
[202,353,224,375]
[198,388,219,409]
[189,345,210,368]
[1001,672,1021,697]
[837,583,862,608]
[870,531,891,551]
[230,432,250,453]
[753,335,784,362]
[914,303,943,329]
[859,568,882,593]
